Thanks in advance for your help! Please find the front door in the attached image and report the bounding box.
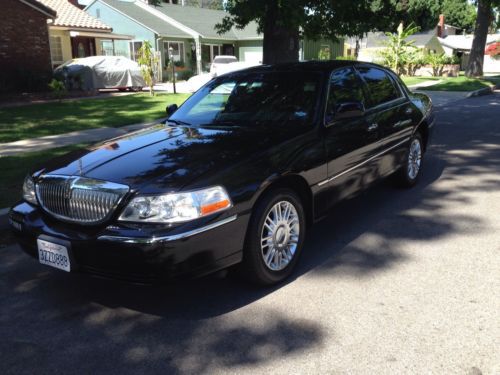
[321,67,382,205]
[71,37,96,58]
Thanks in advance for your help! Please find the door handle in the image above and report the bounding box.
[405,108,413,115]
[368,123,378,131]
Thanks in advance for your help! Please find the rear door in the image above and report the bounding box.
[321,67,382,204]
[355,65,414,177]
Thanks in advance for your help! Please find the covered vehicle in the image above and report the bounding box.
[54,56,145,91]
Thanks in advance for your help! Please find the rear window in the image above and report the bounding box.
[357,67,401,107]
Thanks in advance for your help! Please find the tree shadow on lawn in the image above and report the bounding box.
[0,94,499,373]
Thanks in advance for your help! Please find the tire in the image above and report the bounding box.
[395,133,423,188]
[129,86,142,92]
[241,188,306,285]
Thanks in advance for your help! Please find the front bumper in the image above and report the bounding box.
[9,202,249,283]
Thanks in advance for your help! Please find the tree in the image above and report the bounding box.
[466,0,500,77]
[217,1,397,64]
[391,0,442,31]
[442,0,477,32]
[137,41,159,96]
[381,0,476,33]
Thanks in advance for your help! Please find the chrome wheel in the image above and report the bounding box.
[261,200,300,271]
[407,138,422,180]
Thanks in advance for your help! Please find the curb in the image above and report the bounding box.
[467,83,499,98]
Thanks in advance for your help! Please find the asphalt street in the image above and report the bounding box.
[0,93,499,374]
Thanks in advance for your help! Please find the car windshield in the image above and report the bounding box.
[169,71,321,128]
[213,57,237,64]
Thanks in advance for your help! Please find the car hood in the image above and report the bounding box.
[36,123,301,193]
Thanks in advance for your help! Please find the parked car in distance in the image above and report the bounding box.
[188,60,261,92]
[210,55,238,75]
[10,61,434,285]
[54,56,145,92]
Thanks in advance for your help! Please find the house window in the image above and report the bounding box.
[49,36,63,64]
[100,40,114,56]
[96,9,101,18]
[164,41,185,65]
[129,41,143,61]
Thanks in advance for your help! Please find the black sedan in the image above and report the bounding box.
[9,61,434,285]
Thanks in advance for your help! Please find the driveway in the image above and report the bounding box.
[1,94,499,374]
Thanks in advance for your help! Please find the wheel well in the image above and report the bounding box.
[416,121,429,151]
[256,175,314,227]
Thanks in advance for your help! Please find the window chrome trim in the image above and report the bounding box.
[317,137,411,187]
[97,215,238,244]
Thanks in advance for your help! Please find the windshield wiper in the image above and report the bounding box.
[166,119,191,126]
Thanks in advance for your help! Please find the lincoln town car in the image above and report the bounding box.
[9,61,434,285]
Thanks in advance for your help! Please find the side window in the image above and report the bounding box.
[357,67,401,107]
[325,68,365,123]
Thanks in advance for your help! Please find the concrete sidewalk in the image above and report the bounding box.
[0,118,166,157]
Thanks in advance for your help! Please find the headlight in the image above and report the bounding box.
[22,175,37,205]
[118,186,232,223]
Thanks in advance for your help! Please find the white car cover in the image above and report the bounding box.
[55,56,145,90]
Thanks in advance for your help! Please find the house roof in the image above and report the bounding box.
[37,0,112,31]
[20,0,57,18]
[97,0,191,38]
[88,0,261,41]
[438,34,500,51]
[365,30,437,48]
[150,3,261,40]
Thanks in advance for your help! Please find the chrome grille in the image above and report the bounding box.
[36,175,129,225]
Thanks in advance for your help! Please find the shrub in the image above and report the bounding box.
[425,52,448,76]
[48,78,67,100]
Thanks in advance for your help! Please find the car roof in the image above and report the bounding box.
[229,60,388,75]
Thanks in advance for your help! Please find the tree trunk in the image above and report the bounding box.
[466,0,492,77]
[262,1,299,64]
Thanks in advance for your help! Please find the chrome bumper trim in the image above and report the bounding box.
[317,137,411,187]
[97,215,238,244]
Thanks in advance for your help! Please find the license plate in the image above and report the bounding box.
[37,238,71,272]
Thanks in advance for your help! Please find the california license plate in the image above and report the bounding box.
[37,238,71,272]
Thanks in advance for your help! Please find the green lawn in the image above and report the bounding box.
[0,93,190,144]
[402,75,500,92]
[0,144,87,208]
[421,75,500,91]
[401,77,441,86]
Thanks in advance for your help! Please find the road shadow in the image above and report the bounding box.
[1,93,499,373]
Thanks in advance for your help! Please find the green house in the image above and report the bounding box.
[85,0,343,80]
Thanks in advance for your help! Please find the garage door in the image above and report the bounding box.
[239,47,263,64]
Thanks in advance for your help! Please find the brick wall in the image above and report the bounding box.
[0,0,53,92]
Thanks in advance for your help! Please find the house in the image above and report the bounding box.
[37,0,133,68]
[439,34,500,72]
[84,0,344,79]
[0,0,57,92]
[347,30,445,63]
[344,15,455,62]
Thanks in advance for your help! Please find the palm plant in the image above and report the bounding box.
[137,41,159,96]
[379,22,420,75]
